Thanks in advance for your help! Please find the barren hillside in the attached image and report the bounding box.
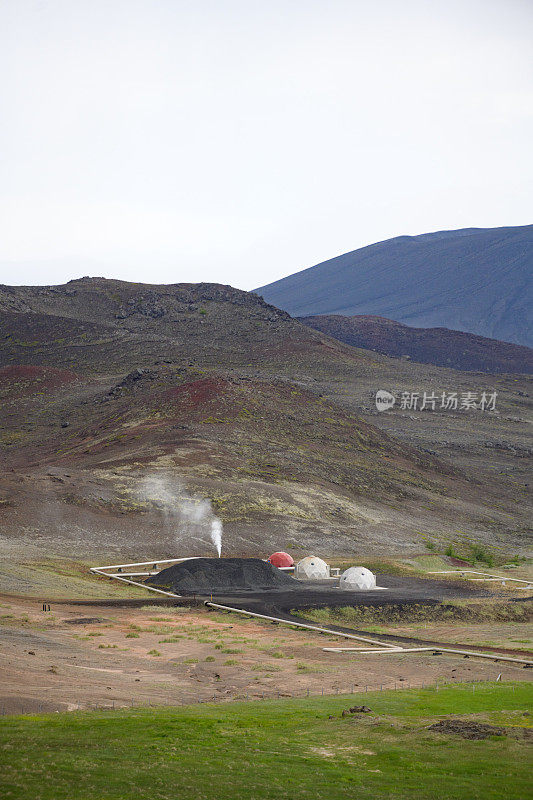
[0,278,531,564]
[300,314,533,374]
[257,225,533,346]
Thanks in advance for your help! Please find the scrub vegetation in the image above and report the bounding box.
[297,601,532,627]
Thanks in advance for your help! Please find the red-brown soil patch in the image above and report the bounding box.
[0,365,79,397]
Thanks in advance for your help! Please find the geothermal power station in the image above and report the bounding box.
[91,552,378,598]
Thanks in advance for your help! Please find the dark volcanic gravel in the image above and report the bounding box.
[147,557,297,593]
[146,561,487,609]
[428,720,506,740]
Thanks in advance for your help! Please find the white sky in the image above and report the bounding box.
[1,0,532,289]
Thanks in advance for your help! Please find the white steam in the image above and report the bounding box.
[210,518,222,558]
[137,474,222,557]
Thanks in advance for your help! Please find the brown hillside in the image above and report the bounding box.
[0,279,362,373]
[0,278,530,563]
[300,314,533,374]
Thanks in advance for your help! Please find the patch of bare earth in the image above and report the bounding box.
[0,594,531,715]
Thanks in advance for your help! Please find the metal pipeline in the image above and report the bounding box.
[204,602,533,665]
[323,645,533,665]
[205,601,399,647]
[89,567,181,598]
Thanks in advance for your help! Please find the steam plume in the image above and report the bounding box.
[137,474,222,557]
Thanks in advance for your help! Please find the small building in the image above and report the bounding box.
[295,556,330,580]
[340,566,376,590]
[268,551,294,568]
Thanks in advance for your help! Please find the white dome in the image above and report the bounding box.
[340,566,376,590]
[295,556,330,580]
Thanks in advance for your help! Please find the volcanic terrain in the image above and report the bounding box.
[0,277,531,575]
[300,315,533,374]
[257,224,533,346]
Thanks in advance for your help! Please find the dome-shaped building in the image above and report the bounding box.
[340,566,376,590]
[295,556,330,580]
[268,552,294,568]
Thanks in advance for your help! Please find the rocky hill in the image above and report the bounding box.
[0,278,530,565]
[300,315,533,374]
[0,278,345,373]
[256,225,533,347]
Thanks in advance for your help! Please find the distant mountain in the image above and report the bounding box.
[256,225,533,347]
[300,314,533,374]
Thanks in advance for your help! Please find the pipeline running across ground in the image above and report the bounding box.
[206,601,533,667]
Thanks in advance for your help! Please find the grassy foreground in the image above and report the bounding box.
[1,683,531,800]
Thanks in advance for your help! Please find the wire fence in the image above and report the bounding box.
[2,674,522,716]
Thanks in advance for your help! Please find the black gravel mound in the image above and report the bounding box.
[428,720,505,740]
[146,557,297,593]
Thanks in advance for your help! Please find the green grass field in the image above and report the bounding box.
[1,683,531,800]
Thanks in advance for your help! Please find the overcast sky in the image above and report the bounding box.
[1,0,532,290]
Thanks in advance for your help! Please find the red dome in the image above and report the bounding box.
[269,551,294,568]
